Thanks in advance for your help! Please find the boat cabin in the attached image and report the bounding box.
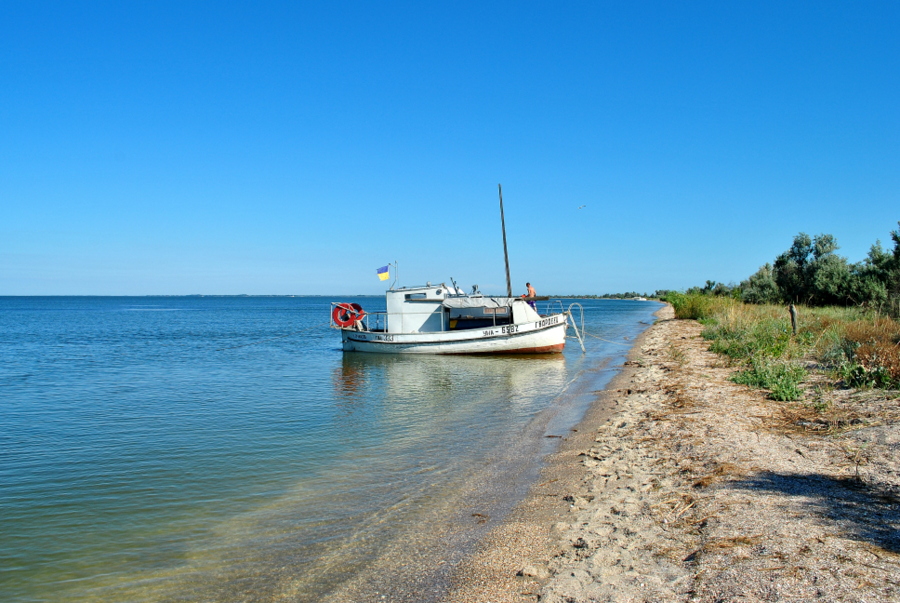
[383,285,542,334]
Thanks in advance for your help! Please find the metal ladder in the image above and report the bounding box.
[566,302,586,353]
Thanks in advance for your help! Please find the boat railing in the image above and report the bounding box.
[361,311,388,332]
[544,299,565,316]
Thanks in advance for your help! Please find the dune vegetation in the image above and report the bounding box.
[660,222,900,400]
[663,293,900,401]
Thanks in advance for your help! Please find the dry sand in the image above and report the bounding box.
[442,305,900,602]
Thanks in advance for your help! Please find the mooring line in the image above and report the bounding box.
[579,330,635,346]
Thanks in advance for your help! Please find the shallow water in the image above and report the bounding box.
[0,296,661,601]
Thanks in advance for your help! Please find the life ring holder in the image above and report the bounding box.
[332,303,366,328]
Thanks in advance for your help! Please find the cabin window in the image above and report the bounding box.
[405,293,426,300]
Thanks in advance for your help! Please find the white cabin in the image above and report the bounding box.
[384,285,542,334]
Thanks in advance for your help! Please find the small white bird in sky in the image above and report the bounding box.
[577,205,587,210]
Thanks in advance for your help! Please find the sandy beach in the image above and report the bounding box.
[442,305,900,602]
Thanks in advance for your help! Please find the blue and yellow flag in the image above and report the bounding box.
[376,265,390,281]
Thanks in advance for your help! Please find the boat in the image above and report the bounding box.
[329,185,585,355]
[331,285,579,354]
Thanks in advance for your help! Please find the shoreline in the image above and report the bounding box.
[440,304,670,602]
[442,305,900,602]
[318,304,661,603]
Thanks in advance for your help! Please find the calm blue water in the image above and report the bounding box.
[0,296,661,602]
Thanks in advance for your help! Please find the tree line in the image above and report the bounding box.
[686,222,900,312]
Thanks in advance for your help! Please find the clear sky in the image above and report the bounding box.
[2,1,898,295]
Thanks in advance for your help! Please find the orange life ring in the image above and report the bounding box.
[349,303,366,323]
[332,303,366,328]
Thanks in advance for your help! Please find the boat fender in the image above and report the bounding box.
[332,303,366,328]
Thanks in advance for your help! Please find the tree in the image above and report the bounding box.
[882,222,900,314]
[847,241,891,307]
[693,221,900,312]
[773,232,853,305]
[843,224,900,310]
[810,252,853,305]
[741,263,780,304]
[773,233,813,303]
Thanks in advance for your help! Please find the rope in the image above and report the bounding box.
[580,330,635,346]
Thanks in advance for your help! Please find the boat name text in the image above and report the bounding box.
[537,316,560,328]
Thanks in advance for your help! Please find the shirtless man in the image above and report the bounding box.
[523,282,537,309]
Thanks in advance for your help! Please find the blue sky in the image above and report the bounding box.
[2,1,898,295]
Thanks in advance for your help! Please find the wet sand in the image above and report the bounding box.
[441,305,900,602]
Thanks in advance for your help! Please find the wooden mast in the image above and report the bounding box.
[498,184,512,297]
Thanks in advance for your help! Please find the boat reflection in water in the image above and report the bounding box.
[333,350,568,414]
[318,350,575,601]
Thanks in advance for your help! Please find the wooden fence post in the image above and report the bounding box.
[789,303,799,336]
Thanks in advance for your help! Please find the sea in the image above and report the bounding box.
[0,296,662,602]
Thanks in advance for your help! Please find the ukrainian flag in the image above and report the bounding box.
[376,265,390,281]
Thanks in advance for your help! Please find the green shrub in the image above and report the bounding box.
[666,292,735,320]
[705,319,793,360]
[672,293,900,392]
[839,361,900,389]
[820,317,900,389]
[770,375,806,402]
[731,356,806,401]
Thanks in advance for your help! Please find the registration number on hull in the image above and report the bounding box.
[349,334,394,342]
[482,325,519,336]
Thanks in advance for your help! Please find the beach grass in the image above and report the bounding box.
[666,293,900,399]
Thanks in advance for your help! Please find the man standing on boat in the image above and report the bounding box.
[523,282,537,310]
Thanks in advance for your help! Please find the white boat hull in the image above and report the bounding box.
[340,313,568,355]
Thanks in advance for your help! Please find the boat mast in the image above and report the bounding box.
[498,184,512,297]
